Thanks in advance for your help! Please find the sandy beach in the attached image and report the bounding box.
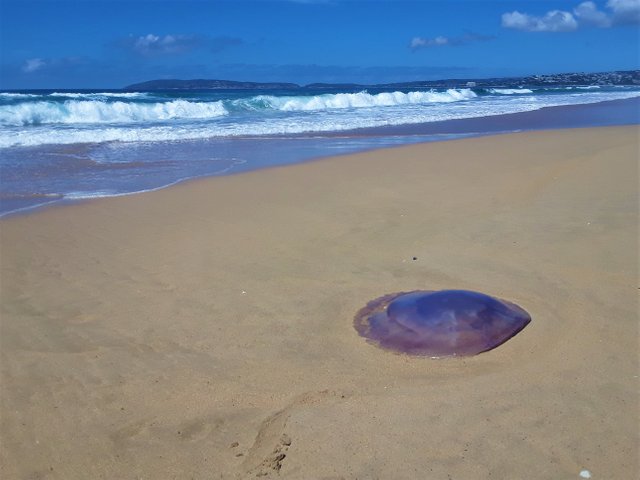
[1,126,638,479]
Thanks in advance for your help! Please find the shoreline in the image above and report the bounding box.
[1,96,638,219]
[1,126,638,478]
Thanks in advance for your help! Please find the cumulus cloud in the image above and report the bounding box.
[502,0,640,32]
[501,10,578,32]
[125,34,203,55]
[117,34,243,56]
[22,58,46,73]
[574,1,612,27]
[607,0,640,24]
[410,32,495,50]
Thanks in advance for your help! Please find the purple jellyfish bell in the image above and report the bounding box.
[354,289,531,357]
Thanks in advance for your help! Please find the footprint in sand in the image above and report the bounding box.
[255,433,292,477]
[243,390,346,477]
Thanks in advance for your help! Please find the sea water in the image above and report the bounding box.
[1,85,639,216]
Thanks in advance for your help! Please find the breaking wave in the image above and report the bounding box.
[0,99,228,126]
[0,89,476,126]
[487,88,534,95]
[0,93,40,98]
[240,89,477,111]
[48,92,150,99]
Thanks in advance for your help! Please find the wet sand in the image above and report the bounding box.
[1,126,638,479]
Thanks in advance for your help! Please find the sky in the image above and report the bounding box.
[0,0,638,89]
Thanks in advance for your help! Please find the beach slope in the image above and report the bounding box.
[1,127,638,479]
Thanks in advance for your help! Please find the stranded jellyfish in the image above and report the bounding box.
[354,290,531,357]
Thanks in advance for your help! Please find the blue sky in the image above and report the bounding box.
[1,0,638,88]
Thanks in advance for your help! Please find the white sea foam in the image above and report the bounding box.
[48,92,149,98]
[488,88,534,95]
[0,92,40,98]
[64,190,121,200]
[0,99,228,126]
[245,89,477,111]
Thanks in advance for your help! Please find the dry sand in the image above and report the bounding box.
[1,126,638,479]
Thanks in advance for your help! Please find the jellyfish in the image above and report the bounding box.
[354,289,531,357]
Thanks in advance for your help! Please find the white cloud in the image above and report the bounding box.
[131,34,200,55]
[574,1,612,27]
[22,58,46,73]
[503,0,640,32]
[411,36,449,48]
[117,33,243,56]
[501,10,578,32]
[117,34,203,56]
[607,0,640,24]
[410,32,495,50]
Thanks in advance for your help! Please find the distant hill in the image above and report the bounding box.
[124,70,640,91]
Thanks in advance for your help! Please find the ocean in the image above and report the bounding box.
[1,85,639,216]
